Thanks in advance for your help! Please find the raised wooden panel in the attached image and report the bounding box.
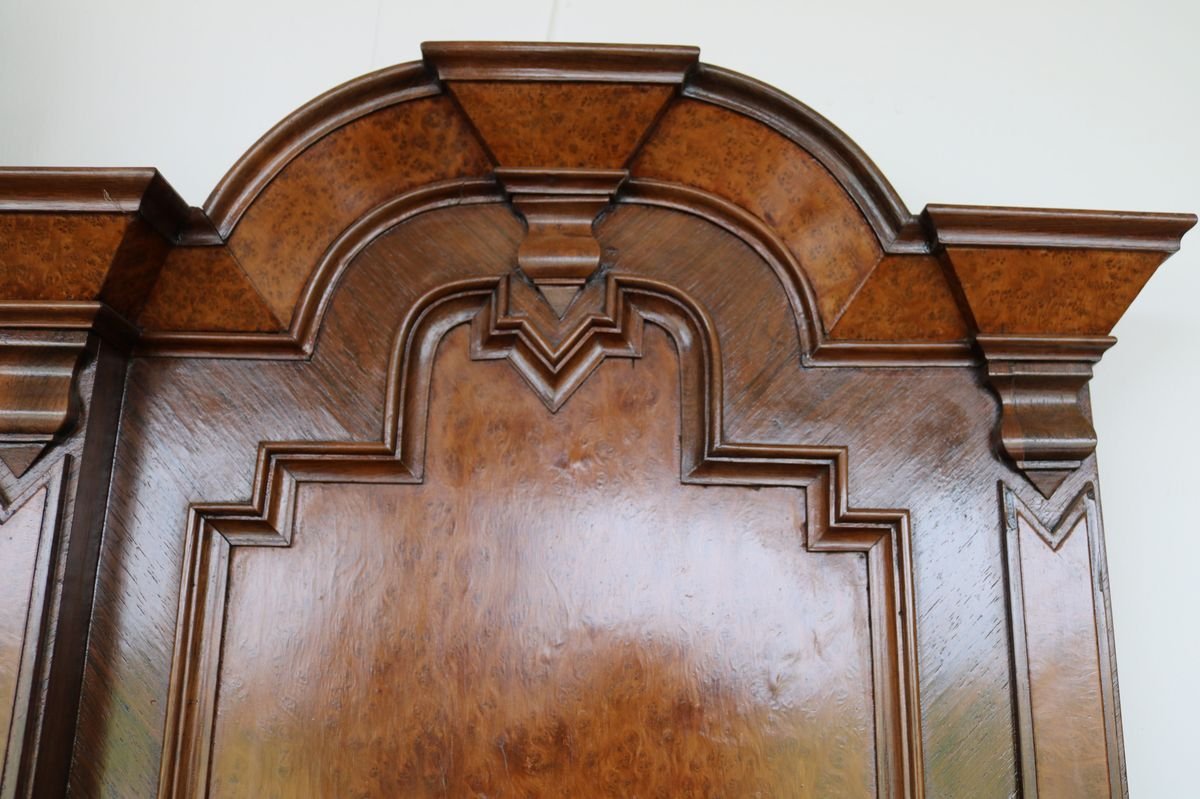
[159,271,921,798]
[206,330,879,796]
[1002,485,1122,798]
[0,462,66,799]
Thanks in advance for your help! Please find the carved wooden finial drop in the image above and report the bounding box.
[495,167,627,317]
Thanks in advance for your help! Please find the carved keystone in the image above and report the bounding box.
[495,167,627,317]
[977,335,1114,497]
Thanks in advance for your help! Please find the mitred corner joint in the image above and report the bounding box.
[925,204,1197,497]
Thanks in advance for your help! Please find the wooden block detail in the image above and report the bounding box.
[0,332,89,477]
[447,82,675,169]
[941,247,1165,336]
[0,214,132,301]
[1001,485,1122,798]
[138,247,283,333]
[632,99,881,329]
[979,336,1113,497]
[423,41,699,83]
[494,167,627,317]
[226,97,491,324]
[830,255,969,341]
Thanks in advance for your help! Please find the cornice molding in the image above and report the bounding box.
[925,204,1197,252]
[0,167,193,243]
[422,41,700,83]
[0,42,1192,371]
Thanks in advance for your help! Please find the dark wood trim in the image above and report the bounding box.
[806,340,977,367]
[1000,481,1041,799]
[925,205,1198,252]
[0,168,191,244]
[423,41,699,83]
[979,335,1114,497]
[1088,486,1128,798]
[27,338,129,799]
[0,302,139,352]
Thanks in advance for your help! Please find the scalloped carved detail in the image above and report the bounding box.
[160,277,923,799]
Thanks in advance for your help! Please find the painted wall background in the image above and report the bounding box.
[2,0,1196,793]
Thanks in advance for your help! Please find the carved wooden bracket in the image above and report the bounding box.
[0,330,90,477]
[925,206,1194,497]
[978,335,1114,497]
[495,167,627,317]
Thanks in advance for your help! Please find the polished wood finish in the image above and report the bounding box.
[0,333,88,477]
[1002,485,1123,797]
[0,42,1192,798]
[0,464,65,798]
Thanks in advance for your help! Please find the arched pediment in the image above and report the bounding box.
[1,41,1191,363]
[0,41,1193,491]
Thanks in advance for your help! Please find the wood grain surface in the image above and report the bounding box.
[0,41,1192,799]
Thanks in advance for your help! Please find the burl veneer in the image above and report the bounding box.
[0,41,1192,799]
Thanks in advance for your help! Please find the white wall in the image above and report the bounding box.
[2,0,1196,793]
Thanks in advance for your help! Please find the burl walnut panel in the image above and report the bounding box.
[76,205,1002,798]
[632,99,882,328]
[209,328,876,797]
[0,40,1192,799]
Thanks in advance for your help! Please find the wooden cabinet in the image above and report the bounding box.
[0,42,1193,798]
